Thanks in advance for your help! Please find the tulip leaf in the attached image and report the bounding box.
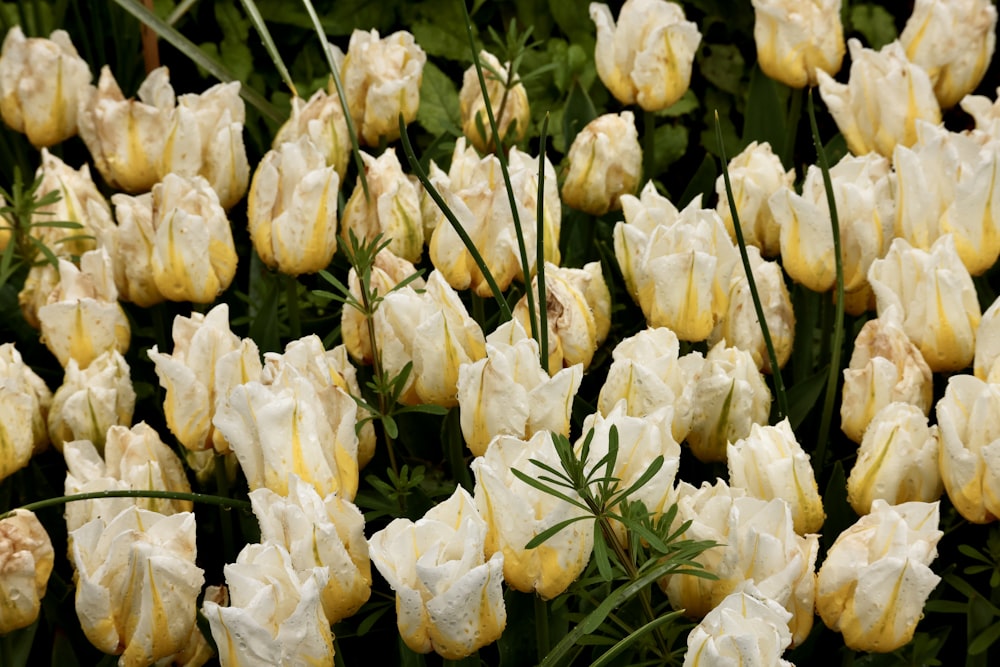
[786,367,828,431]
[417,61,461,137]
[743,65,787,161]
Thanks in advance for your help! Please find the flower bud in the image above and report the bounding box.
[817,39,941,158]
[95,192,164,307]
[460,50,530,152]
[33,149,109,258]
[341,29,426,146]
[0,510,54,633]
[562,111,641,216]
[18,261,59,329]
[750,0,845,88]
[48,350,135,453]
[590,0,701,110]
[274,87,352,178]
[683,585,794,667]
[715,141,794,257]
[0,343,52,482]
[0,27,91,147]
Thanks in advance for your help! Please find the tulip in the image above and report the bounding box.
[937,375,1000,523]
[63,423,194,533]
[273,86,352,178]
[900,0,997,108]
[708,245,795,372]
[0,343,52,482]
[37,248,130,369]
[460,50,530,152]
[616,183,683,299]
[728,418,824,534]
[93,192,163,307]
[247,137,340,276]
[714,141,794,257]
[71,507,204,667]
[472,430,594,599]
[340,29,426,146]
[33,149,109,258]
[48,350,135,452]
[0,27,91,147]
[976,296,1000,382]
[148,304,262,454]
[663,480,818,646]
[250,474,371,624]
[817,39,941,158]
[816,500,942,652]
[203,542,334,667]
[840,306,933,444]
[214,375,360,500]
[0,510,54,634]
[686,343,772,463]
[590,0,702,110]
[562,111,642,215]
[514,261,611,372]
[750,0,844,88]
[149,173,238,303]
[341,248,425,365]
[17,260,59,329]
[369,487,506,659]
[868,235,981,372]
[684,585,794,667]
[457,319,583,457]
[371,271,486,406]
[340,149,423,263]
[847,403,942,515]
[597,326,701,443]
[768,152,895,313]
[263,335,376,468]
[430,139,560,295]
[962,87,1000,141]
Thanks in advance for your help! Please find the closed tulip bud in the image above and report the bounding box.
[663,480,818,646]
[514,262,611,372]
[848,403,942,515]
[937,375,1000,523]
[715,141,794,257]
[77,66,174,192]
[430,139,560,295]
[728,419,825,534]
[769,152,895,313]
[562,111,642,216]
[370,487,506,659]
[148,304,262,454]
[341,149,423,262]
[48,350,135,452]
[373,271,486,406]
[38,249,130,369]
[590,0,701,111]
[93,192,163,307]
[472,430,594,599]
[597,326,701,443]
[0,510,54,634]
[248,137,340,276]
[616,183,684,299]
[750,0,845,89]
[63,423,194,533]
[840,306,933,443]
[250,474,371,624]
[341,29,426,146]
[460,50,530,152]
[18,260,59,329]
[900,0,997,109]
[457,320,582,457]
[818,39,941,158]
[975,296,1000,382]
[0,27,91,147]
[33,149,108,258]
[150,173,237,303]
[0,343,52,482]
[709,246,795,372]
[203,543,334,667]
[684,585,794,667]
[686,343,772,463]
[274,87,352,178]
[868,235,980,372]
[71,507,204,667]
[817,500,942,652]
[215,376,360,500]
[341,248,425,365]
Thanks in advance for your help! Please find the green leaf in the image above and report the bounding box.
[524,515,592,549]
[592,526,614,581]
[510,468,589,512]
[651,123,689,177]
[417,60,461,137]
[238,0,298,95]
[547,0,594,51]
[589,610,684,667]
[742,65,787,157]
[699,43,745,95]
[562,78,596,155]
[969,617,1000,655]
[849,4,898,51]
[412,18,472,62]
[787,368,828,431]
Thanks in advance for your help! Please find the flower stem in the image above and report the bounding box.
[643,109,656,186]
[215,454,236,562]
[535,594,550,661]
[1,489,252,521]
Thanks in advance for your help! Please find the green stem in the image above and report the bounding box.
[471,293,486,331]
[1,489,251,520]
[285,273,302,340]
[808,89,845,474]
[215,454,236,562]
[642,109,656,186]
[535,595,550,663]
[536,113,550,372]
[782,87,803,168]
[714,112,789,419]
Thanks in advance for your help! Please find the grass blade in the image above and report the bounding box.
[238,0,298,97]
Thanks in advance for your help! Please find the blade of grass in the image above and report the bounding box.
[536,112,550,371]
[238,0,298,97]
[589,610,684,667]
[107,0,283,122]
